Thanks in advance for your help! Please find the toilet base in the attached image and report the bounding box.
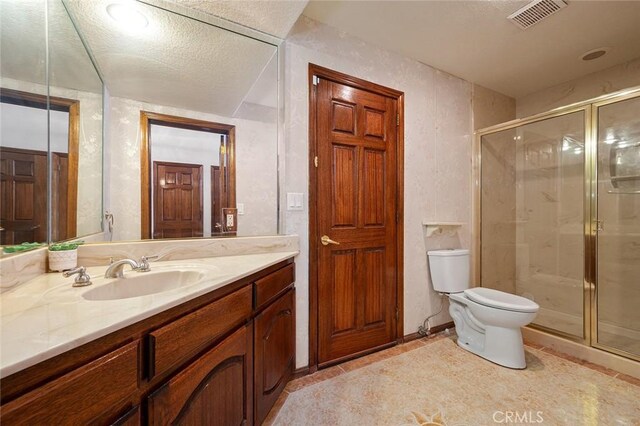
[449,294,532,369]
[455,326,527,369]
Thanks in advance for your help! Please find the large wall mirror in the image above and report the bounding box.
[0,0,104,254]
[65,0,280,242]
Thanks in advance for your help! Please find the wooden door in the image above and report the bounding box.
[153,162,203,239]
[0,148,47,244]
[147,325,253,426]
[314,74,400,366]
[254,289,295,424]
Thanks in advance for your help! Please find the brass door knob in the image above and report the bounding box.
[321,235,340,246]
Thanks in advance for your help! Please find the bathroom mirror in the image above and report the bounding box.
[0,0,104,252]
[64,0,280,241]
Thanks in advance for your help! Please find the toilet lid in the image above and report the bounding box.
[464,288,539,313]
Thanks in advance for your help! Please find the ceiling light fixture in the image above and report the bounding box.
[581,47,609,61]
[107,3,148,29]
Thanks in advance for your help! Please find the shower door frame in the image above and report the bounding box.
[473,85,640,361]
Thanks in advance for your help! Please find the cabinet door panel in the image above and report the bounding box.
[1,341,139,425]
[148,325,253,426]
[254,289,295,424]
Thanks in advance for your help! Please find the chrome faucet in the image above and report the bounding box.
[104,258,140,279]
[64,266,92,287]
[137,255,159,272]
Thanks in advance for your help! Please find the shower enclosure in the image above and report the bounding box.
[475,88,640,361]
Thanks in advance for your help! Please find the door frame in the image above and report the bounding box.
[307,64,405,371]
[140,111,236,239]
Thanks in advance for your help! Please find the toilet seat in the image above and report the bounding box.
[464,287,538,313]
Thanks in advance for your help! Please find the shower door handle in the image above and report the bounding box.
[596,220,604,232]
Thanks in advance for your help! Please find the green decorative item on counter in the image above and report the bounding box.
[49,241,84,251]
[48,241,84,272]
[2,242,45,254]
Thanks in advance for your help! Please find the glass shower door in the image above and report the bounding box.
[595,94,640,359]
[480,111,586,339]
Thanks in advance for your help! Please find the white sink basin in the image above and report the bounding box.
[83,270,207,301]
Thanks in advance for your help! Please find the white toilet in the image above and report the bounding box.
[427,249,539,369]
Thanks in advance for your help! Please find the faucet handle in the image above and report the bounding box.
[63,266,92,287]
[137,255,159,272]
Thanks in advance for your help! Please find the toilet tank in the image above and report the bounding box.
[427,249,470,293]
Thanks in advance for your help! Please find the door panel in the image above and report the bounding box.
[362,149,385,227]
[332,250,357,334]
[0,148,47,244]
[363,248,385,326]
[332,146,357,227]
[153,162,203,239]
[316,76,399,365]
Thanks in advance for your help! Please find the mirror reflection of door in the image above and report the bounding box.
[153,162,203,239]
[0,88,79,246]
[141,112,236,240]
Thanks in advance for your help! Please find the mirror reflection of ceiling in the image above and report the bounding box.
[173,0,309,39]
[0,0,102,93]
[65,0,278,117]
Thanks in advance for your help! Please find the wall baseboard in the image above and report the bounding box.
[292,366,310,380]
[404,321,455,342]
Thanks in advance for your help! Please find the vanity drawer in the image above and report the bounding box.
[148,285,252,379]
[0,341,139,425]
[254,263,295,310]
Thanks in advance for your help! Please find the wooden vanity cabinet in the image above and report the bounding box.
[0,258,295,426]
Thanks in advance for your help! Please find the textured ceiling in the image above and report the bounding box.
[0,0,102,93]
[173,0,309,38]
[303,1,640,98]
[65,0,277,116]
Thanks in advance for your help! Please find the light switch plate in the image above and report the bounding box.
[287,193,304,211]
[237,203,245,215]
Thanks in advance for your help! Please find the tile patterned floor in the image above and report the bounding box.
[266,335,640,425]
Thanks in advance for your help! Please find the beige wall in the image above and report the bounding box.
[472,84,515,130]
[517,57,640,118]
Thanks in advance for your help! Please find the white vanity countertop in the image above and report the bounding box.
[0,251,298,378]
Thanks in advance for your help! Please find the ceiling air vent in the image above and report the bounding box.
[508,0,568,30]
